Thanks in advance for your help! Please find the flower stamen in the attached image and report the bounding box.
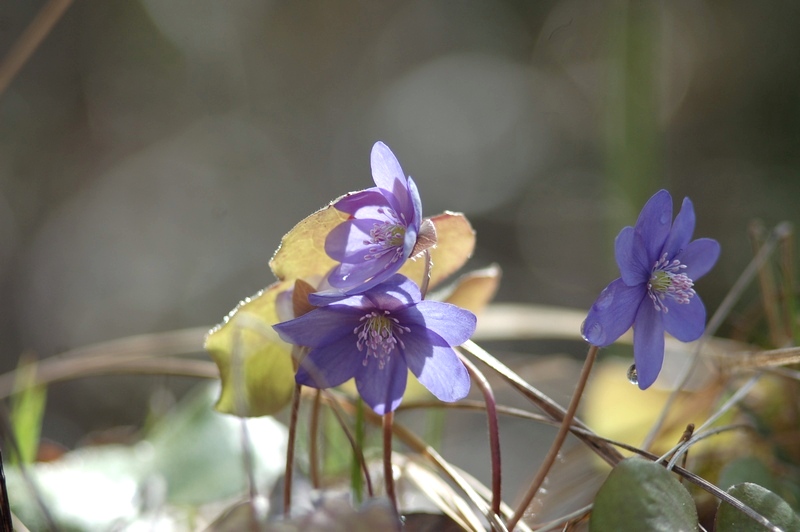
[647,253,695,312]
[362,208,406,266]
[354,310,410,369]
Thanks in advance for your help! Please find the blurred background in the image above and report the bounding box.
[2,0,800,503]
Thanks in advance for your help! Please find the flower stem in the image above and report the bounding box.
[383,411,397,513]
[507,344,598,531]
[458,353,502,522]
[283,382,302,518]
[309,388,322,489]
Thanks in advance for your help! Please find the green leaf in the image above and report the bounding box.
[590,457,698,531]
[205,280,297,417]
[716,483,800,532]
[9,354,47,465]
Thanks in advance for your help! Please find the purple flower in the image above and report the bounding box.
[273,274,475,414]
[582,190,720,390]
[319,142,422,299]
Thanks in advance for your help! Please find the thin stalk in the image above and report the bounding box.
[458,353,502,522]
[383,412,397,513]
[283,383,302,518]
[507,345,598,531]
[643,222,791,450]
[460,340,624,467]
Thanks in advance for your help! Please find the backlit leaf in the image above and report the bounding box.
[269,201,348,282]
[399,212,476,290]
[205,280,296,417]
[440,264,502,316]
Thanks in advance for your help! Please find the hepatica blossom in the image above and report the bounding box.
[319,142,422,298]
[582,190,720,390]
[273,274,476,414]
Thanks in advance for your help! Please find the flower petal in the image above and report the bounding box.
[355,351,408,414]
[371,142,406,195]
[273,305,362,347]
[632,302,665,390]
[662,197,695,258]
[663,295,706,342]
[324,218,391,264]
[404,331,470,402]
[333,188,390,217]
[634,190,673,265]
[406,176,423,228]
[396,300,476,346]
[295,335,362,389]
[615,226,650,285]
[675,238,720,281]
[362,273,421,310]
[582,278,644,347]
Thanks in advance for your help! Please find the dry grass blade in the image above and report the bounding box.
[396,454,485,532]
[0,328,208,399]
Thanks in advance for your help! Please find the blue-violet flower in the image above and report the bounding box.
[273,274,475,414]
[582,190,720,390]
[319,142,422,299]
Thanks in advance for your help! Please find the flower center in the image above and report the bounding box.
[647,253,695,312]
[363,208,406,264]
[354,310,410,369]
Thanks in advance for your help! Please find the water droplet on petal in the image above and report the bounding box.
[660,212,670,224]
[627,364,638,385]
[580,321,605,345]
[595,288,614,311]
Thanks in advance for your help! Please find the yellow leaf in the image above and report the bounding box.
[205,281,296,417]
[400,212,476,290]
[269,201,349,282]
[440,264,502,316]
